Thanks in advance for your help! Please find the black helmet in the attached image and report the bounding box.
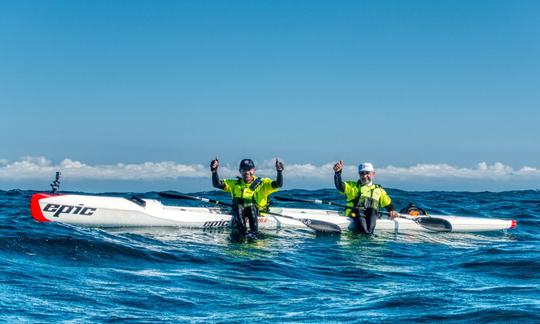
[239,159,255,171]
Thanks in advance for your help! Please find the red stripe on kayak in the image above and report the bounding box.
[30,193,57,222]
[511,220,517,229]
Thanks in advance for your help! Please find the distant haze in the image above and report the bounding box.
[1,157,538,192]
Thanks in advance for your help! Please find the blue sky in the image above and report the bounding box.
[1,1,539,191]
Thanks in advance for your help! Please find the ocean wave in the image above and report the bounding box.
[1,189,538,322]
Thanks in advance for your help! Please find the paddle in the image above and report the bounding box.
[158,191,342,234]
[273,196,452,232]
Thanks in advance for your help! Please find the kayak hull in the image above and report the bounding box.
[30,194,516,233]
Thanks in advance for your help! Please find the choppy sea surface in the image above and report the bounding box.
[1,188,539,322]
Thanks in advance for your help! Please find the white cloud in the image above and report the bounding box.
[379,162,540,180]
[0,156,539,181]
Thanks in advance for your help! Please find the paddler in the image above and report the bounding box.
[333,160,398,234]
[211,158,284,237]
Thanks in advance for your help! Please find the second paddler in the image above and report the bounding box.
[211,158,284,237]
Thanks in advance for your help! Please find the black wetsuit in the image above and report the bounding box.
[212,170,282,235]
[334,171,395,234]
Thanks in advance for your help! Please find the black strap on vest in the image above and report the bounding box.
[348,183,381,209]
[234,177,262,206]
[235,177,262,190]
[249,177,262,191]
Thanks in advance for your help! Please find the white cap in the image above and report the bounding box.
[358,162,375,172]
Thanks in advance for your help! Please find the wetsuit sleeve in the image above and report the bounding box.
[271,171,283,189]
[334,171,345,192]
[212,172,226,190]
[379,189,396,212]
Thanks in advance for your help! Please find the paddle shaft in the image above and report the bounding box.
[273,196,452,232]
[158,191,342,233]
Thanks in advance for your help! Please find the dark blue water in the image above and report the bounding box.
[2,189,539,322]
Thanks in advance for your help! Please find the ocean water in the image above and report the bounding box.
[1,188,539,322]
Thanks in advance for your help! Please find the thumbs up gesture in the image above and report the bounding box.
[210,157,219,172]
[333,160,344,173]
[275,159,284,172]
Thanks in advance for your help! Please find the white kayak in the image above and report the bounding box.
[30,193,516,233]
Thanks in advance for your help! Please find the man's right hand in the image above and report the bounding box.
[210,157,219,172]
[333,160,344,173]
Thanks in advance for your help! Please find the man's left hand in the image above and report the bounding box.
[275,159,284,172]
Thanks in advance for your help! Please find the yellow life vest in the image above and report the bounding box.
[341,181,392,217]
[223,177,278,210]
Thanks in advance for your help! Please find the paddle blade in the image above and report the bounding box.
[300,219,342,234]
[416,217,453,232]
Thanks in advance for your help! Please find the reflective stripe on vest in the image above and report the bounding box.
[347,183,383,215]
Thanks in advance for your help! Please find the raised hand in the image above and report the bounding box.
[210,157,219,172]
[275,159,284,172]
[333,160,344,173]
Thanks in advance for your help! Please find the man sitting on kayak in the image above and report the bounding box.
[333,161,398,234]
[211,158,284,237]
